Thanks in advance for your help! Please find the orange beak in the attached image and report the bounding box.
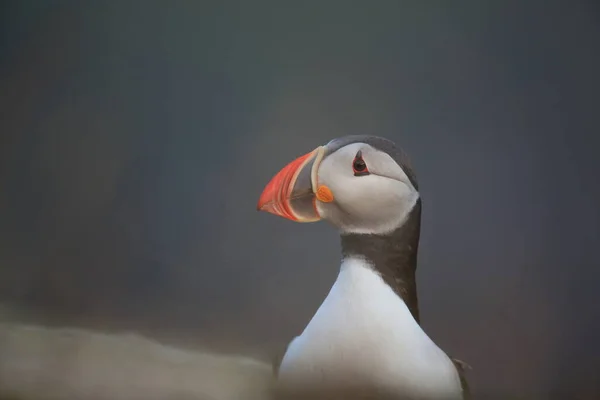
[257,146,326,222]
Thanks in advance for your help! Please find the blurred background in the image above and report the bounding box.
[1,1,599,399]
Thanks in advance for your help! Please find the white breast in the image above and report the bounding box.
[278,257,463,399]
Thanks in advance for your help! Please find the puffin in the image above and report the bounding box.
[257,135,470,400]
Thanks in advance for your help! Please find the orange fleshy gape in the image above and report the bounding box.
[316,185,334,203]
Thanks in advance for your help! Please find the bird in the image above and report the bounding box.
[257,135,471,400]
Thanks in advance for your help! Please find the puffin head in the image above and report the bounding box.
[257,135,420,235]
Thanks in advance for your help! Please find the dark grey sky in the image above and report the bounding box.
[1,1,599,398]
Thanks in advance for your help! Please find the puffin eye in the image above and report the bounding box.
[352,150,370,176]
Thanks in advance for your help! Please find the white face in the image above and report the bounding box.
[315,142,419,235]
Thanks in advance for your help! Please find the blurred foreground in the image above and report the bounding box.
[0,306,273,400]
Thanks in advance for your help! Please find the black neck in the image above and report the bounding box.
[339,199,422,323]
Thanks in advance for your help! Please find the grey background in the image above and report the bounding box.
[1,1,599,398]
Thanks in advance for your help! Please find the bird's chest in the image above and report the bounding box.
[277,263,462,398]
